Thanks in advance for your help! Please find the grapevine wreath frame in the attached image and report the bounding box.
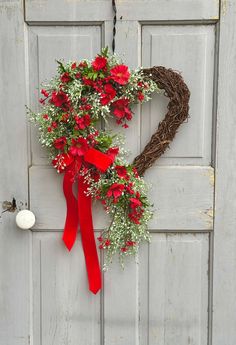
[133,66,190,175]
[29,50,190,293]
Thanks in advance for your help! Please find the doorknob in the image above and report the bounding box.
[15,210,36,230]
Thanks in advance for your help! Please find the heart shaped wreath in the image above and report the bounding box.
[28,48,190,293]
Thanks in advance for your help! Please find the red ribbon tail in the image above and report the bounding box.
[62,170,79,251]
[78,175,102,294]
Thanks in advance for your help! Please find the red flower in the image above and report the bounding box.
[71,62,77,69]
[106,147,119,162]
[110,64,130,85]
[130,197,142,209]
[60,72,72,83]
[82,77,94,86]
[52,153,74,173]
[125,183,134,195]
[132,167,139,178]
[51,121,57,128]
[105,239,111,247]
[74,114,91,130]
[51,91,70,108]
[42,114,49,120]
[92,56,107,71]
[75,72,81,79]
[69,137,89,156]
[79,61,88,68]
[115,165,129,180]
[137,91,144,102]
[128,212,142,224]
[121,247,127,252]
[112,98,132,121]
[53,136,67,150]
[107,183,125,201]
[47,127,52,132]
[100,84,116,105]
[41,89,49,97]
[126,241,136,247]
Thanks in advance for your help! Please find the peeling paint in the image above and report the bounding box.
[203,169,215,187]
[221,0,228,16]
[200,208,214,229]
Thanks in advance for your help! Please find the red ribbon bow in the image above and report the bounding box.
[61,148,113,294]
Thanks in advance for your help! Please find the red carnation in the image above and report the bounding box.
[92,56,107,71]
[106,147,119,162]
[71,62,77,69]
[82,77,94,86]
[132,167,139,178]
[51,91,70,109]
[125,183,135,195]
[100,84,116,105]
[41,89,49,97]
[115,165,129,180]
[74,114,91,130]
[130,197,142,209]
[104,239,111,247]
[137,91,144,102]
[112,98,132,121]
[53,136,67,150]
[60,72,72,83]
[79,61,87,68]
[110,64,130,85]
[126,240,136,247]
[107,183,125,202]
[69,137,89,156]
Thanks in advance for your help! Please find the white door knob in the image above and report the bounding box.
[16,210,36,229]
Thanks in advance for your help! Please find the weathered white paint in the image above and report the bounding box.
[0,1,30,345]
[213,1,236,344]
[2,1,233,345]
[142,25,215,166]
[24,0,219,22]
[30,166,214,231]
[32,232,101,345]
[139,233,209,345]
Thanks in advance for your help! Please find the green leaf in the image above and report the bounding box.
[56,60,66,73]
[102,46,109,57]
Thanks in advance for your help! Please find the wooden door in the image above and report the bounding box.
[0,1,235,345]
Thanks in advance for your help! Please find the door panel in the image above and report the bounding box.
[28,25,102,164]
[103,233,209,345]
[32,233,100,345]
[141,233,209,345]
[142,25,215,165]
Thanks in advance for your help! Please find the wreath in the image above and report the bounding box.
[28,48,190,293]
